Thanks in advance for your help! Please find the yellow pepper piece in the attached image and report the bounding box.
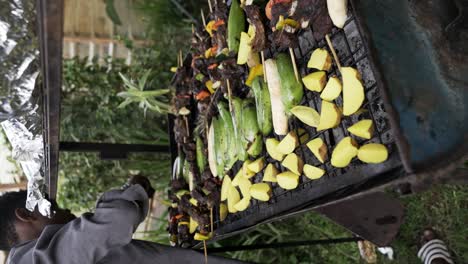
[245,64,264,87]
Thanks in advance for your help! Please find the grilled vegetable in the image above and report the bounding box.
[189,217,198,234]
[306,138,328,163]
[208,121,218,176]
[291,106,320,127]
[234,196,251,211]
[277,171,300,190]
[265,59,289,135]
[238,177,252,196]
[237,32,252,64]
[218,101,237,169]
[342,67,365,116]
[262,164,279,182]
[246,64,264,87]
[242,160,256,179]
[221,176,232,201]
[266,138,285,161]
[250,183,272,201]
[282,153,304,175]
[220,203,228,221]
[247,157,265,173]
[213,117,226,177]
[227,185,241,213]
[276,131,299,155]
[232,97,248,161]
[303,165,325,180]
[276,53,304,112]
[196,136,206,173]
[251,77,273,136]
[347,119,374,139]
[321,76,342,101]
[317,101,342,131]
[228,0,246,53]
[331,137,359,168]
[327,0,348,29]
[241,99,263,157]
[358,144,388,163]
[307,48,332,71]
[303,71,327,92]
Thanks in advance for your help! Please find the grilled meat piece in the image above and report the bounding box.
[245,5,267,52]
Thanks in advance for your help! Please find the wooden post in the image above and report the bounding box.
[0,182,27,192]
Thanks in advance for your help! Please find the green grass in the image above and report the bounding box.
[216,185,468,264]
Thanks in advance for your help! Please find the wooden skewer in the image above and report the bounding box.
[289,48,300,82]
[207,0,213,13]
[325,34,342,72]
[226,79,233,113]
[201,9,207,28]
[261,51,266,83]
[192,24,195,34]
[203,240,208,264]
[210,208,214,233]
[179,50,183,67]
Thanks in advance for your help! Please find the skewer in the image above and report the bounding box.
[207,0,213,13]
[203,240,208,264]
[192,24,195,34]
[210,208,214,233]
[325,34,342,72]
[289,48,300,82]
[261,51,266,83]
[179,50,183,67]
[226,79,233,113]
[201,9,207,28]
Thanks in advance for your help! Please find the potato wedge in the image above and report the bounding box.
[194,232,212,241]
[303,165,325,180]
[219,203,228,222]
[342,67,365,116]
[238,177,252,197]
[317,101,342,131]
[189,217,199,234]
[221,176,232,201]
[302,71,327,92]
[266,138,285,161]
[234,195,251,211]
[321,76,342,101]
[282,153,304,175]
[231,169,242,187]
[277,171,300,190]
[307,48,332,71]
[331,137,359,168]
[347,119,374,139]
[237,32,252,65]
[247,157,265,173]
[262,163,278,182]
[291,106,320,127]
[277,131,299,155]
[250,183,272,201]
[306,138,328,163]
[242,160,256,179]
[227,185,241,213]
[358,143,388,163]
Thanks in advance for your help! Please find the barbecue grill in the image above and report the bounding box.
[170,0,468,247]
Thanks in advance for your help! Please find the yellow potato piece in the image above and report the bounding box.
[277,131,299,155]
[303,165,325,180]
[189,198,198,206]
[248,24,256,39]
[290,106,320,127]
[234,195,251,211]
[321,76,342,101]
[302,71,327,92]
[250,183,272,201]
[194,232,212,241]
[221,176,232,201]
[242,160,256,179]
[317,101,342,131]
[231,169,242,187]
[245,64,264,87]
[342,67,365,116]
[306,138,328,163]
[277,171,300,190]
[266,138,285,161]
[347,119,374,139]
[358,144,388,163]
[237,32,252,65]
[238,177,252,197]
[227,185,241,213]
[189,217,199,234]
[219,203,228,222]
[331,137,359,168]
[262,163,278,182]
[282,153,304,175]
[307,48,332,71]
[247,157,265,173]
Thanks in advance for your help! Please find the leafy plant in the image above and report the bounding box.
[117,70,172,116]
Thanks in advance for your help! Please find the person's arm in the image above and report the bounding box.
[33,181,152,263]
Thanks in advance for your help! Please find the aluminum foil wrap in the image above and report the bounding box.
[0,0,52,217]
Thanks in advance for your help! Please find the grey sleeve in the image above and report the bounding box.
[33,184,149,263]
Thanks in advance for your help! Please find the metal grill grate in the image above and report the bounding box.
[210,3,405,237]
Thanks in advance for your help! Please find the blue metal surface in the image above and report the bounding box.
[356,0,468,167]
